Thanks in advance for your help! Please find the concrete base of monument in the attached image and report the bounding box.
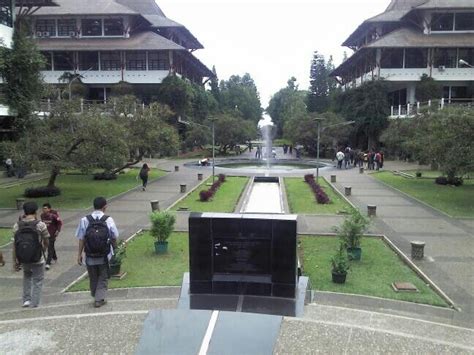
[177,273,312,317]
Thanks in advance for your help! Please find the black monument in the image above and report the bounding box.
[189,212,298,298]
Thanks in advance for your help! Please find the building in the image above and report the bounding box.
[30,0,213,102]
[0,0,56,132]
[331,0,474,116]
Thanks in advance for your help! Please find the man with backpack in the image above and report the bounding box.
[76,197,118,308]
[12,201,50,308]
[41,203,63,270]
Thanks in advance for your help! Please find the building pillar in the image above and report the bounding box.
[375,48,381,77]
[407,83,416,104]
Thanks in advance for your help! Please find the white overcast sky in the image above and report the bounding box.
[157,0,389,107]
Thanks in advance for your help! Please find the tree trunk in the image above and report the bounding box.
[47,166,60,188]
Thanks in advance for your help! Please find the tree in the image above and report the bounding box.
[267,77,307,138]
[213,113,257,154]
[158,75,194,118]
[110,96,180,173]
[307,51,329,113]
[209,65,220,104]
[1,101,129,190]
[334,80,390,149]
[184,124,211,151]
[0,24,45,135]
[191,83,218,123]
[409,107,473,180]
[219,73,263,121]
[415,74,442,102]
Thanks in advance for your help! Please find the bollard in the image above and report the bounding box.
[150,200,160,212]
[411,241,425,260]
[16,198,25,210]
[344,186,352,196]
[330,175,336,183]
[198,173,203,181]
[180,184,187,193]
[367,205,377,217]
[359,167,364,174]
[174,166,179,172]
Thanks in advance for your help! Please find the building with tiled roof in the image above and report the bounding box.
[30,0,212,102]
[331,0,474,115]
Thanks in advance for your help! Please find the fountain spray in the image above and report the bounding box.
[257,114,275,174]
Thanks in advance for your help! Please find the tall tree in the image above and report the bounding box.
[307,51,329,113]
[158,74,194,119]
[213,113,257,154]
[415,74,442,102]
[219,73,263,121]
[209,65,220,104]
[0,24,45,135]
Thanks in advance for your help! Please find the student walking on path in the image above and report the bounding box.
[41,203,62,270]
[138,163,150,191]
[76,197,118,308]
[12,201,50,308]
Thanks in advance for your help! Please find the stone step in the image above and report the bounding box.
[0,297,178,321]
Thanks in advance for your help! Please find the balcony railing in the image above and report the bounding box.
[390,98,474,118]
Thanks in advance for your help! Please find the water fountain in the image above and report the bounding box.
[257,114,274,172]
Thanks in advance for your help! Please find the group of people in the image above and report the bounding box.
[282,144,293,155]
[335,147,384,170]
[10,197,118,309]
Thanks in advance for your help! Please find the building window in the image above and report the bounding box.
[0,1,13,27]
[100,51,121,70]
[434,48,457,68]
[380,49,404,68]
[104,18,123,36]
[431,13,454,31]
[53,51,75,71]
[455,13,474,31]
[36,19,56,37]
[41,51,52,70]
[58,19,76,37]
[404,48,427,68]
[126,51,146,70]
[82,19,102,36]
[458,48,474,67]
[148,51,169,70]
[79,51,99,70]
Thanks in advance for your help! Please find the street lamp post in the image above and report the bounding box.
[459,59,473,68]
[208,116,218,183]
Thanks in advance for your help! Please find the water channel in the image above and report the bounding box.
[241,177,284,214]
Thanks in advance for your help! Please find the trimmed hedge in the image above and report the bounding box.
[24,186,61,198]
[93,172,118,180]
[199,174,226,202]
[435,176,463,186]
[304,174,330,204]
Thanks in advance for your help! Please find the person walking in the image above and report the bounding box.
[138,163,150,191]
[41,203,62,270]
[76,197,118,308]
[12,201,49,308]
[336,149,345,169]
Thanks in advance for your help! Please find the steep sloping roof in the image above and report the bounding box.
[365,27,474,48]
[115,0,166,16]
[37,31,185,51]
[385,0,428,11]
[16,0,58,6]
[33,0,137,15]
[416,0,474,9]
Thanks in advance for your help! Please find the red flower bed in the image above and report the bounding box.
[199,174,227,201]
[304,174,330,204]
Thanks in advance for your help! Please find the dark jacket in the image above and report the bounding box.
[41,210,62,237]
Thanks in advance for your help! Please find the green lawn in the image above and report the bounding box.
[171,176,248,213]
[401,170,473,179]
[68,232,189,291]
[285,177,350,214]
[373,171,474,218]
[300,236,446,306]
[0,228,12,248]
[0,169,167,209]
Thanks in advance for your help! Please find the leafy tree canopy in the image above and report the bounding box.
[213,113,257,154]
[415,74,442,102]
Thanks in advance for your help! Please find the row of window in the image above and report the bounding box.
[0,2,13,27]
[41,51,170,71]
[431,13,474,32]
[380,48,474,69]
[35,18,124,37]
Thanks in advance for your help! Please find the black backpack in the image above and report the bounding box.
[14,221,42,264]
[84,215,110,257]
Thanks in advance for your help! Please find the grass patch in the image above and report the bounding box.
[300,236,446,307]
[285,177,350,214]
[0,228,12,248]
[0,169,166,209]
[373,171,474,218]
[172,176,248,213]
[68,232,189,291]
[400,170,473,179]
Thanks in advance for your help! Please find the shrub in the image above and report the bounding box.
[110,240,127,264]
[199,190,213,202]
[218,174,226,182]
[331,244,350,274]
[435,176,463,186]
[93,172,117,180]
[334,208,370,249]
[199,176,226,201]
[24,186,61,197]
[304,174,330,204]
[150,211,176,242]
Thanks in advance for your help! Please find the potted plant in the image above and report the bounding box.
[335,208,370,261]
[331,244,350,284]
[109,240,127,275]
[150,211,176,254]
